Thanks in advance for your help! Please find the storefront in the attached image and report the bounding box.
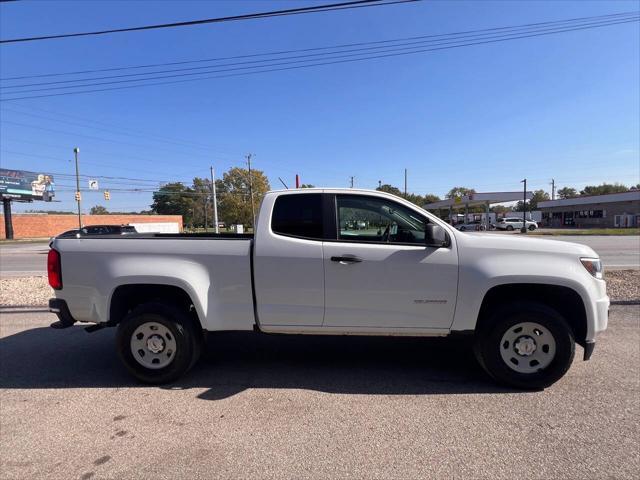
[538,191,640,228]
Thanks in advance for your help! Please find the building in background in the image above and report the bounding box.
[538,190,640,228]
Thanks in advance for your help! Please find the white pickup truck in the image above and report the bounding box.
[48,189,609,389]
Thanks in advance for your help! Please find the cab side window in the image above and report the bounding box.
[271,193,324,240]
[336,195,427,245]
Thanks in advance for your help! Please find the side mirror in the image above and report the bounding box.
[425,224,449,248]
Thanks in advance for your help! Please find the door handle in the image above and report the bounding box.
[331,255,363,264]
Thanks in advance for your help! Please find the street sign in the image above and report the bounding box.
[88,179,99,190]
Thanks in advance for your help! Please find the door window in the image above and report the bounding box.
[271,193,323,240]
[336,195,427,245]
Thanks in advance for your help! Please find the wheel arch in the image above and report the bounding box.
[476,283,587,347]
[108,283,204,330]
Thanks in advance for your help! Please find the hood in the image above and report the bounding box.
[453,231,598,258]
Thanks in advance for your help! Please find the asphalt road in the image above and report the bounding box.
[533,235,640,269]
[0,306,638,479]
[0,243,49,277]
[0,236,639,278]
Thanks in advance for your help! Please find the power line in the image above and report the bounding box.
[5,13,637,91]
[2,10,634,82]
[0,106,237,157]
[0,119,228,163]
[0,0,417,44]
[1,15,636,102]
[1,120,379,183]
[6,104,235,154]
[0,146,205,177]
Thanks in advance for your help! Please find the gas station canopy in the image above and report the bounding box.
[424,191,533,210]
[424,191,534,229]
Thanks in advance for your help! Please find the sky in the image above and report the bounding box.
[1,0,639,213]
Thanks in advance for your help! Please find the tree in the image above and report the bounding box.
[580,183,628,196]
[191,177,214,228]
[90,205,108,215]
[151,182,194,225]
[403,193,421,205]
[422,193,441,205]
[376,184,440,208]
[513,189,549,211]
[445,187,476,199]
[216,167,270,227]
[491,205,512,214]
[300,184,315,188]
[376,184,402,197]
[557,187,578,199]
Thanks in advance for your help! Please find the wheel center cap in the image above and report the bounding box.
[514,336,537,356]
[146,334,165,354]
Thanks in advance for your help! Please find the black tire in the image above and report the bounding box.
[528,224,536,231]
[506,225,514,231]
[474,301,575,390]
[116,301,202,384]
[459,226,466,231]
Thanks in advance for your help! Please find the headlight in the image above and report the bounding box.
[581,258,603,279]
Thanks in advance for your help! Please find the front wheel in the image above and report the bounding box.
[528,224,536,231]
[474,302,575,389]
[116,301,202,384]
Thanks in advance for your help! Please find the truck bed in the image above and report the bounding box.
[52,235,256,331]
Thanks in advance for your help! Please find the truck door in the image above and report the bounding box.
[253,192,327,327]
[323,194,458,330]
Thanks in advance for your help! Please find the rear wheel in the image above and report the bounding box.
[116,301,202,384]
[506,225,514,231]
[474,302,575,389]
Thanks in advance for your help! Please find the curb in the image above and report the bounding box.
[610,300,640,306]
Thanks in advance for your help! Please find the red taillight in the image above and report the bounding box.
[48,249,62,290]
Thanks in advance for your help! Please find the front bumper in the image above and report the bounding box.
[584,341,596,361]
[594,295,610,335]
[583,293,609,361]
[49,298,77,329]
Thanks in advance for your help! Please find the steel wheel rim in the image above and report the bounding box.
[130,321,177,370]
[499,321,556,374]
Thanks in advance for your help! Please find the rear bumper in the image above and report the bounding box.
[49,298,77,329]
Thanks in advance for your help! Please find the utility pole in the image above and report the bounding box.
[246,154,256,229]
[350,176,354,188]
[404,168,407,198]
[73,147,82,229]
[2,198,13,240]
[550,178,556,200]
[521,178,527,234]
[210,166,219,233]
